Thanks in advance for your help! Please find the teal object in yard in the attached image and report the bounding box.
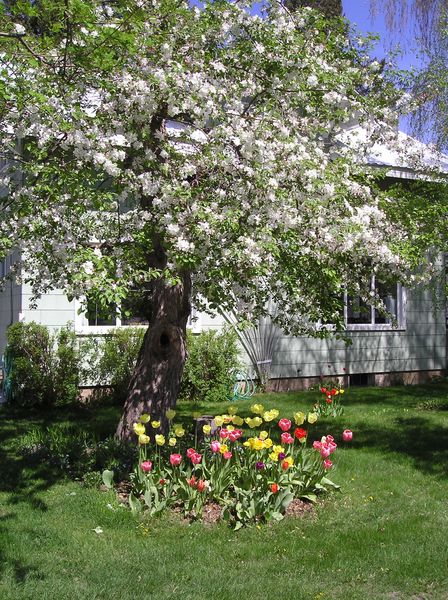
[230,369,256,401]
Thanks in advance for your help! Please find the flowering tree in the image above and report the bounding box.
[0,0,435,438]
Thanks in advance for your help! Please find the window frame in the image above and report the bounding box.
[344,278,406,331]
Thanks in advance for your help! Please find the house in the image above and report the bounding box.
[0,133,446,390]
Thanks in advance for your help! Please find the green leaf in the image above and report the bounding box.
[102,469,114,489]
[128,492,142,514]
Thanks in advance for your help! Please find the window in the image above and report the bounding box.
[345,277,405,330]
[76,292,149,332]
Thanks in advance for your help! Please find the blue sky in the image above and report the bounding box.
[343,0,421,71]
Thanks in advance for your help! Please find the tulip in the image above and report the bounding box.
[155,434,165,446]
[197,479,206,492]
[342,429,353,442]
[278,418,292,432]
[138,434,150,445]
[294,427,307,440]
[281,432,294,444]
[139,414,151,424]
[166,409,176,420]
[294,411,305,425]
[133,422,146,436]
[169,453,182,466]
[210,440,221,453]
[270,483,279,494]
[307,412,318,424]
[323,459,333,470]
[223,451,232,460]
[190,452,202,465]
[140,460,152,473]
[173,425,185,438]
[168,437,177,447]
[203,424,212,435]
[151,421,161,429]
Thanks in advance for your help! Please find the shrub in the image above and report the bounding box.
[4,322,80,407]
[179,328,240,403]
[80,328,145,404]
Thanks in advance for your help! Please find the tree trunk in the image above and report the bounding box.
[116,269,191,441]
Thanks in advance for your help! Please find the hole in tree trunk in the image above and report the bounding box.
[160,332,170,347]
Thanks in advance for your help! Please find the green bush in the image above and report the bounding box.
[4,322,80,407]
[80,328,145,404]
[179,328,240,403]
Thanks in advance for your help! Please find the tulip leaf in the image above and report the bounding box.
[102,470,114,489]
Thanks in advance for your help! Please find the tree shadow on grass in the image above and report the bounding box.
[0,401,121,511]
[348,415,448,478]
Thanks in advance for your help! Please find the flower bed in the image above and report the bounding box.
[108,404,353,529]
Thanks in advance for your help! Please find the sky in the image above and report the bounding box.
[342,0,421,71]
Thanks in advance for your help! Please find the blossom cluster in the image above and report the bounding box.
[0,0,433,332]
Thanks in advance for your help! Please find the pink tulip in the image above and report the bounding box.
[186,447,196,458]
[281,432,294,444]
[228,429,242,442]
[278,418,292,432]
[219,428,229,439]
[342,429,353,442]
[169,454,182,466]
[140,461,153,473]
[329,442,337,453]
[320,446,331,459]
[210,440,221,453]
[190,452,202,465]
[323,459,333,470]
[313,440,322,450]
[223,451,232,460]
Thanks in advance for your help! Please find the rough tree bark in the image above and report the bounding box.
[116,247,192,441]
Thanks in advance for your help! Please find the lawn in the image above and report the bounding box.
[1,383,448,600]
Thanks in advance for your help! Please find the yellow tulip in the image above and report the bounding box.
[307,413,318,424]
[139,414,151,424]
[226,425,235,432]
[339,389,345,395]
[166,409,176,420]
[227,405,238,415]
[219,444,229,454]
[203,424,212,435]
[168,437,177,447]
[263,438,273,449]
[214,416,224,427]
[155,434,165,446]
[133,423,146,436]
[259,430,268,440]
[252,438,263,451]
[251,403,265,415]
[151,421,161,429]
[269,451,279,461]
[173,426,185,437]
[294,411,305,426]
[284,455,294,466]
[273,445,284,454]
[138,434,150,445]
[232,416,244,426]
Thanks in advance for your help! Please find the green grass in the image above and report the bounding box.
[1,383,448,600]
